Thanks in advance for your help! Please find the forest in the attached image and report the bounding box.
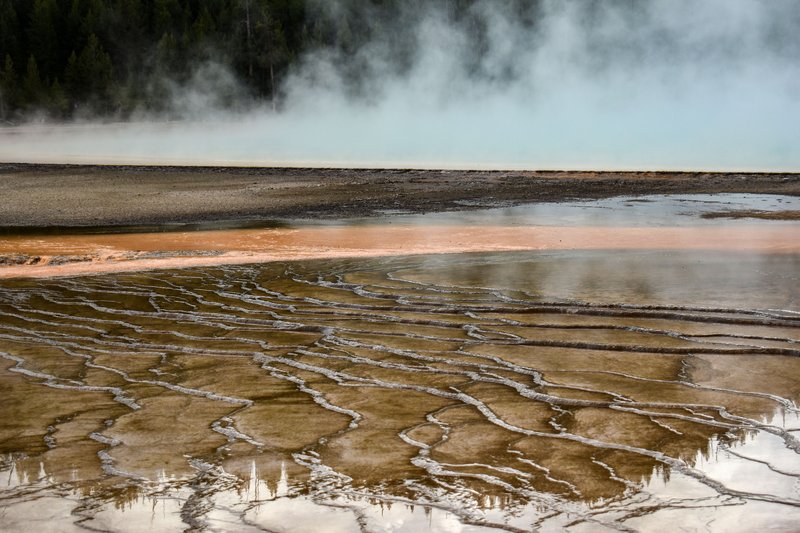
[0,0,539,122]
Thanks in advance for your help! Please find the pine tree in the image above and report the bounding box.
[154,0,182,38]
[22,55,45,110]
[64,50,79,98]
[48,79,68,118]
[27,0,60,81]
[247,2,290,108]
[191,6,216,45]
[79,34,113,110]
[0,0,20,65]
[0,55,17,121]
[63,34,113,113]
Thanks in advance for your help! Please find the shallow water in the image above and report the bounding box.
[2,194,799,279]
[1,196,799,532]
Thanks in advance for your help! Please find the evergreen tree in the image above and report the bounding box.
[0,0,20,65]
[64,50,80,100]
[154,0,183,39]
[69,34,113,111]
[191,6,217,45]
[23,55,45,111]
[48,78,68,118]
[251,3,289,108]
[27,0,60,81]
[0,55,17,121]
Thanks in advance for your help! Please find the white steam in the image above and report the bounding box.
[1,0,798,170]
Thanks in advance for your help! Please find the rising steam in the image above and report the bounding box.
[1,0,798,171]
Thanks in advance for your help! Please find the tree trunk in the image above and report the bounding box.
[245,0,253,78]
[270,62,276,111]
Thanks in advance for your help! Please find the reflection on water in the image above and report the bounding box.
[340,193,800,228]
[1,247,799,532]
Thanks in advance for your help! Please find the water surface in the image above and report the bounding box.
[1,194,799,279]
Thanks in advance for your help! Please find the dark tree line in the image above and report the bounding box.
[0,0,540,122]
[0,0,315,121]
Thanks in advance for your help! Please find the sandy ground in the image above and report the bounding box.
[1,163,799,227]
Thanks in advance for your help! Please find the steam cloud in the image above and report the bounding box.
[1,0,798,171]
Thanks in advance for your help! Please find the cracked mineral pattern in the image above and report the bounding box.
[1,249,799,532]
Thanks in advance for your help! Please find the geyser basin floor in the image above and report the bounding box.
[1,250,799,532]
[1,193,799,532]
